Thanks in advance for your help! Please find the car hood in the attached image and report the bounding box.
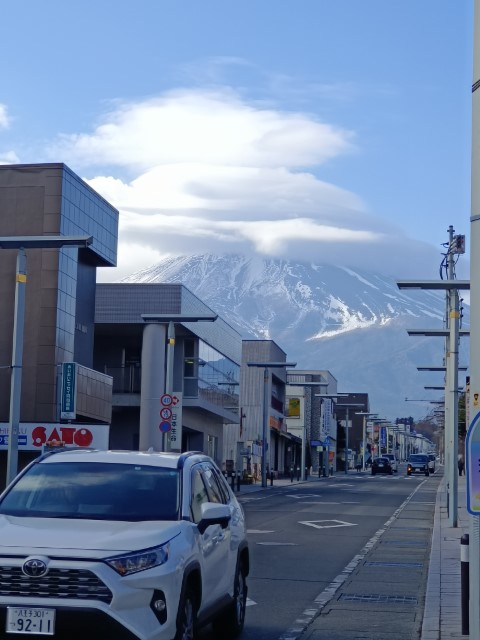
[0,515,184,556]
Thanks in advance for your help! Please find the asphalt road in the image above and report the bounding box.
[200,470,432,640]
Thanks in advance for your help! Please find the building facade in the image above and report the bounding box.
[0,163,118,485]
[94,283,242,467]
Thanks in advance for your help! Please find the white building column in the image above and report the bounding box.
[139,323,166,451]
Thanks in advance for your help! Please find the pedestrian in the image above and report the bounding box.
[458,454,464,476]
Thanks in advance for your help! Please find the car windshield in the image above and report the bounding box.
[0,461,180,521]
[409,455,428,463]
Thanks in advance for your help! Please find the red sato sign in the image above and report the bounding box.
[0,423,110,451]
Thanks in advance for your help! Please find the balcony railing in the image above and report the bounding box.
[103,365,141,394]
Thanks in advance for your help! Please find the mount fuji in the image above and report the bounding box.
[123,254,469,420]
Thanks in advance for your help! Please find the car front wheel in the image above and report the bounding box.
[212,561,247,639]
[175,584,197,640]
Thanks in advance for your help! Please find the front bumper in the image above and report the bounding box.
[0,606,140,640]
[0,556,181,640]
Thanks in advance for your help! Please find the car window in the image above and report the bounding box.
[0,461,180,521]
[191,468,210,524]
[202,464,228,504]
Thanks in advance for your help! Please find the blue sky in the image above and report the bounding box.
[0,1,473,282]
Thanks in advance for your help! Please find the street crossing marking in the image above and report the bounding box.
[247,529,275,533]
[286,494,322,499]
[299,519,357,529]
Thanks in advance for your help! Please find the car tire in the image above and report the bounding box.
[371,471,375,476]
[425,470,429,477]
[407,471,411,476]
[389,469,393,475]
[212,561,247,639]
[175,584,198,640]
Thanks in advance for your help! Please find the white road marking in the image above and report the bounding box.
[247,529,275,534]
[246,598,256,607]
[299,519,357,529]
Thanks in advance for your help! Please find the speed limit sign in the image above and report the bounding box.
[160,394,173,407]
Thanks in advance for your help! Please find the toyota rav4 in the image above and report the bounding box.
[0,449,249,640]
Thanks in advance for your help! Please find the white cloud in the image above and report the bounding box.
[0,151,20,164]
[0,104,10,130]
[46,88,441,281]
[51,89,355,170]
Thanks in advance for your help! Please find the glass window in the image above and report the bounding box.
[0,462,180,522]
[202,464,225,504]
[191,468,209,523]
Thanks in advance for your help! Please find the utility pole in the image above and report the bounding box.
[446,225,459,527]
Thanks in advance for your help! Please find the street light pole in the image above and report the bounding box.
[356,412,378,471]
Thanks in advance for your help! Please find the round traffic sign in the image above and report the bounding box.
[160,407,172,420]
[159,421,172,433]
[160,394,173,407]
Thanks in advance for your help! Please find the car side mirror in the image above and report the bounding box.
[197,502,231,534]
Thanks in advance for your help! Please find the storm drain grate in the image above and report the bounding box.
[382,540,426,546]
[365,561,423,568]
[340,594,417,604]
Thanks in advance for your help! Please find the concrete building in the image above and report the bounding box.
[0,163,118,485]
[285,369,338,476]
[233,340,297,480]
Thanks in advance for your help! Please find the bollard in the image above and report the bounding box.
[461,533,469,635]
[322,466,327,478]
[231,472,236,492]
[296,467,300,481]
[236,471,241,492]
[318,467,322,479]
[270,471,274,486]
[291,468,294,482]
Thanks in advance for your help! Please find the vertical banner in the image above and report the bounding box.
[61,362,77,420]
[168,392,183,452]
[380,426,386,447]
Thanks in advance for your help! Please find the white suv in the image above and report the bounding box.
[0,449,249,640]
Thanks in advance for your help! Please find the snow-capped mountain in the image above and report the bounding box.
[123,254,469,420]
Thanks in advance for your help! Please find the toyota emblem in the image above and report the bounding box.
[22,558,48,578]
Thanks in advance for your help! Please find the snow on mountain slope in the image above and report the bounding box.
[123,254,468,419]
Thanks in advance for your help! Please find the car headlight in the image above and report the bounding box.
[105,543,170,576]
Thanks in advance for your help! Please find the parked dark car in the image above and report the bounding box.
[407,453,430,476]
[371,457,393,475]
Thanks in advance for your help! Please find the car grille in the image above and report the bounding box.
[0,566,112,603]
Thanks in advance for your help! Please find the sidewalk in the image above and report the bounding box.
[421,472,469,640]
[235,469,470,639]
